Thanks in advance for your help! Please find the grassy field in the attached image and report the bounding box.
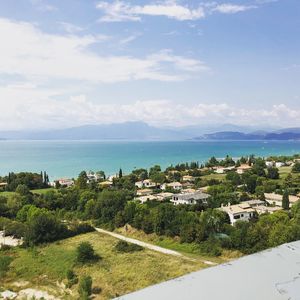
[115,226,242,263]
[0,191,17,198]
[201,173,226,182]
[30,188,56,194]
[2,232,207,299]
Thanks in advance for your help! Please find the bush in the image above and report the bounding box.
[114,240,144,253]
[66,269,78,288]
[78,275,92,299]
[198,239,222,257]
[0,255,13,278]
[76,242,99,263]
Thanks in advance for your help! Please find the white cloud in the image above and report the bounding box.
[0,18,208,83]
[0,84,299,130]
[213,4,257,14]
[58,22,84,34]
[30,0,57,12]
[97,1,205,22]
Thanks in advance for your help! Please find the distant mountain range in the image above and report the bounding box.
[0,122,299,141]
[195,129,300,141]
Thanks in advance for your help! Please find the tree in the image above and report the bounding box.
[267,167,279,180]
[282,190,290,210]
[16,184,30,196]
[118,169,123,179]
[78,275,92,299]
[76,242,96,263]
[292,162,300,173]
[77,171,88,189]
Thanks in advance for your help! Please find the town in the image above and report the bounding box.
[1,153,300,299]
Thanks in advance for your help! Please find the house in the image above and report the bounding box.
[53,178,74,188]
[136,195,158,204]
[161,182,182,191]
[220,203,255,225]
[156,192,174,202]
[265,161,274,168]
[135,181,144,189]
[245,199,266,207]
[99,181,113,187]
[181,188,196,194]
[275,162,285,168]
[136,189,153,196]
[215,166,235,174]
[171,192,210,206]
[182,175,195,182]
[264,193,299,208]
[135,179,156,189]
[236,164,252,174]
[0,182,7,191]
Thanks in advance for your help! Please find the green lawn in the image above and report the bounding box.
[30,188,56,195]
[2,232,206,299]
[201,173,226,181]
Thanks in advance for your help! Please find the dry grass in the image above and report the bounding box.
[2,232,206,299]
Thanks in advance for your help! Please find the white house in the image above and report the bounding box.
[275,162,285,168]
[161,182,182,191]
[220,203,255,225]
[136,189,153,196]
[135,179,156,189]
[182,175,195,182]
[53,178,74,188]
[265,161,274,168]
[171,192,210,206]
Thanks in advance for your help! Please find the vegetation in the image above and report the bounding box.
[114,240,144,253]
[78,275,93,299]
[1,153,300,297]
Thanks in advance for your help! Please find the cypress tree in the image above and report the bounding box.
[282,190,290,210]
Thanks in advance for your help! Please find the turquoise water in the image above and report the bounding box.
[0,140,300,179]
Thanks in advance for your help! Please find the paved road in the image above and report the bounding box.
[95,228,216,265]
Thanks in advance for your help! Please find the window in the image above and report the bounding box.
[234,215,241,219]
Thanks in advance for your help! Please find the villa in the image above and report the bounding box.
[136,195,158,204]
[220,203,255,225]
[160,182,182,191]
[171,191,210,206]
[135,179,156,189]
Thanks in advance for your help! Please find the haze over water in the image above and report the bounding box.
[0,140,300,180]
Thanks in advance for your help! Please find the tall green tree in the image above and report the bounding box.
[282,190,290,210]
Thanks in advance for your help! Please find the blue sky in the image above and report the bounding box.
[0,0,299,129]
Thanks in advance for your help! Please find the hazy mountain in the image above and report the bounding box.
[0,122,299,141]
[195,129,300,141]
[0,122,188,140]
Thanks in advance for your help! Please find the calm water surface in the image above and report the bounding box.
[0,140,299,179]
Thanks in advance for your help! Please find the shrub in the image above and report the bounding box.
[76,242,99,263]
[114,240,144,253]
[198,239,222,257]
[66,269,78,288]
[78,275,92,299]
[0,255,13,278]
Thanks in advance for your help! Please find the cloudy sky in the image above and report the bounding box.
[0,0,299,130]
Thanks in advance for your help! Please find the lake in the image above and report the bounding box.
[0,140,300,179]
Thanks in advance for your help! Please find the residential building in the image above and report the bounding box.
[182,175,195,182]
[135,179,156,189]
[236,164,252,174]
[52,178,74,188]
[136,189,153,196]
[171,192,210,205]
[136,195,158,204]
[220,203,255,225]
[161,182,182,191]
[255,205,283,215]
[0,182,7,191]
[275,162,285,168]
[99,181,113,187]
[156,192,173,202]
[264,193,299,208]
[265,161,274,168]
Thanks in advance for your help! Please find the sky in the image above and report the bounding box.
[0,0,299,130]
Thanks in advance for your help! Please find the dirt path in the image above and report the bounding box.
[95,228,216,265]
